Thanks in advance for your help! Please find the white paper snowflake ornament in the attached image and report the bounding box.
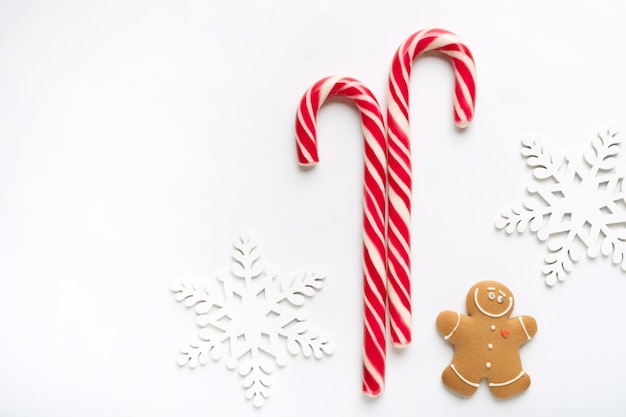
[171,232,334,407]
[496,125,626,285]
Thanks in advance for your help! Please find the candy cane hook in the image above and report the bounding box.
[386,28,477,347]
[295,75,387,396]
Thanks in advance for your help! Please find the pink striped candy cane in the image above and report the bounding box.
[295,75,387,397]
[386,28,477,347]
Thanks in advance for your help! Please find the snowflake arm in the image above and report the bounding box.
[583,125,620,175]
[177,333,225,368]
[522,136,565,183]
[600,227,626,271]
[496,198,548,237]
[239,357,273,407]
[278,268,326,306]
[230,232,264,284]
[283,322,334,359]
[170,280,222,314]
[542,230,581,285]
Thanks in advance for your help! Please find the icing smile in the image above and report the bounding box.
[474,288,513,318]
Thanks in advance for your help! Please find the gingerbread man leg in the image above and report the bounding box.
[442,364,480,397]
[487,371,531,399]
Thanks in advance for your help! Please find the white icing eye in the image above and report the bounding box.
[497,295,504,304]
[488,292,495,300]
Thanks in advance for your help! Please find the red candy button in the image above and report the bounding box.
[501,329,509,338]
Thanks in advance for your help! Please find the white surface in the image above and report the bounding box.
[1,1,626,416]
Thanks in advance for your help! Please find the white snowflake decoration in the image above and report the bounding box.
[171,233,334,407]
[496,125,626,285]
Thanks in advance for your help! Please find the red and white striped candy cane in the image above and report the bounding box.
[295,75,387,397]
[386,28,477,347]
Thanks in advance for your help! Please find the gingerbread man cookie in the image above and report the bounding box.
[436,280,537,399]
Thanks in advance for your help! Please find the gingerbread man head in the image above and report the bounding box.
[466,281,515,319]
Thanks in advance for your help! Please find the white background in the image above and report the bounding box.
[1,1,626,416]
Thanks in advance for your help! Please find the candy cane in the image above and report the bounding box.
[295,75,387,396]
[386,28,477,347]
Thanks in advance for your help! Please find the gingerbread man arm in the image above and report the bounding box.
[436,310,462,340]
[516,315,537,341]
